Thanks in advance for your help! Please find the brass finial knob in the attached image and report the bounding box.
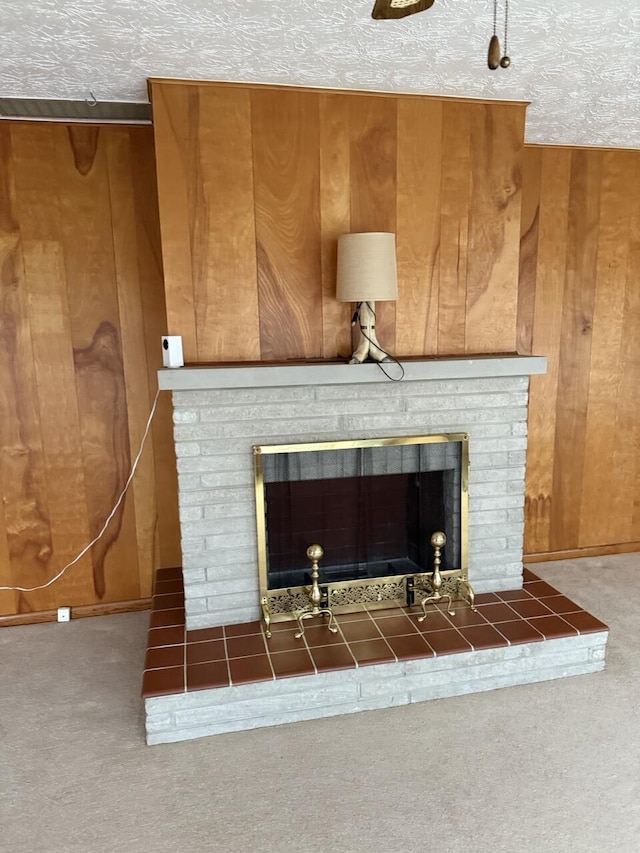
[307,544,324,561]
[430,531,446,550]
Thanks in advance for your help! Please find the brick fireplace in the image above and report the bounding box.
[142,355,609,744]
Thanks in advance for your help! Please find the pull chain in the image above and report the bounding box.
[488,0,501,69]
[488,0,511,71]
[500,0,511,68]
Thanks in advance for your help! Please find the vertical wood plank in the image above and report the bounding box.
[517,146,542,355]
[252,89,323,360]
[319,94,352,359]
[612,152,640,543]
[578,152,632,545]
[55,125,140,600]
[349,96,398,355]
[438,103,471,354]
[128,127,182,573]
[466,104,524,353]
[0,125,54,611]
[396,98,442,356]
[150,83,199,361]
[193,87,260,361]
[524,148,571,554]
[549,149,603,550]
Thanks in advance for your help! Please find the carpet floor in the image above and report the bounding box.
[1,554,639,853]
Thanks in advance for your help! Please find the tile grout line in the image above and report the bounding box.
[260,628,277,682]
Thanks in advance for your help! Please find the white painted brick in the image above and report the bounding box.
[470,523,523,541]
[177,474,202,492]
[206,532,257,551]
[205,590,259,611]
[203,546,257,567]
[200,470,254,488]
[145,713,174,734]
[185,598,208,616]
[512,422,529,436]
[180,487,251,506]
[315,377,528,401]
[174,387,315,406]
[181,567,206,584]
[206,562,258,582]
[469,509,510,525]
[173,685,359,729]
[471,437,529,453]
[181,517,255,538]
[181,536,206,552]
[468,537,508,554]
[177,454,252,473]
[179,505,203,522]
[185,577,259,599]
[177,418,341,442]
[186,606,259,631]
[508,508,525,522]
[341,408,528,433]
[357,694,411,711]
[405,392,529,412]
[469,466,526,483]
[203,503,254,521]
[173,410,198,424]
[174,442,200,458]
[197,398,403,422]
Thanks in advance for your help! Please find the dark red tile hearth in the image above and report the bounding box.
[310,644,356,672]
[477,602,520,623]
[302,625,346,647]
[187,661,230,691]
[145,645,184,670]
[446,606,489,628]
[271,648,316,679]
[527,615,579,639]
[226,633,267,658]
[147,626,185,648]
[539,595,583,615]
[522,568,538,582]
[149,608,186,628]
[374,614,420,637]
[186,626,224,643]
[386,633,435,661]
[496,589,533,603]
[349,638,396,665]
[264,628,304,653]
[186,639,226,665]
[225,620,263,637]
[153,592,186,610]
[425,629,472,656]
[155,567,183,582]
[408,609,452,632]
[153,578,184,595]
[495,620,545,644]
[229,654,273,685]
[562,610,609,634]
[459,624,510,651]
[142,666,185,698]
[525,580,561,597]
[474,592,501,605]
[507,598,555,619]
[339,618,382,643]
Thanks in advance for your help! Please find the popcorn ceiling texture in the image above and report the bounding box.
[1,0,639,148]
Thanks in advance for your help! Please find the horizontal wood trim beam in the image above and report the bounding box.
[524,542,640,563]
[0,598,151,628]
[148,78,530,107]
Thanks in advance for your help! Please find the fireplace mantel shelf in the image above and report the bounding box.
[158,355,547,391]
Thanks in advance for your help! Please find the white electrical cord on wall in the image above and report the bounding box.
[0,389,161,594]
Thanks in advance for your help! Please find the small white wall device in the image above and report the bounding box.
[162,335,184,368]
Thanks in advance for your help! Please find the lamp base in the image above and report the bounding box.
[349,301,392,364]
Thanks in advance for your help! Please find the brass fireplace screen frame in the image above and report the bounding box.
[253,434,470,629]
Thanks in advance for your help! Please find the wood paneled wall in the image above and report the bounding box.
[519,145,640,557]
[150,80,526,363]
[0,122,180,618]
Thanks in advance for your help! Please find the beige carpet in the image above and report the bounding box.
[1,554,639,853]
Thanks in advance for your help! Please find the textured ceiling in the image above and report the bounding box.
[2,0,639,147]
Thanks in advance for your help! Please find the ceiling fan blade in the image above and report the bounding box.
[372,0,435,20]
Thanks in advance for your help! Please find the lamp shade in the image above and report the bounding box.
[336,232,398,302]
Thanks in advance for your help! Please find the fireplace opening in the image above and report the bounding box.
[254,435,468,622]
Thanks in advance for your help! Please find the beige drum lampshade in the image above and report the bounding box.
[336,232,398,302]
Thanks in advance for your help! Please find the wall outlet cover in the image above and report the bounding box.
[57,606,71,622]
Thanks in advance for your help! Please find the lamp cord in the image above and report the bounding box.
[0,389,161,594]
[354,302,405,382]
